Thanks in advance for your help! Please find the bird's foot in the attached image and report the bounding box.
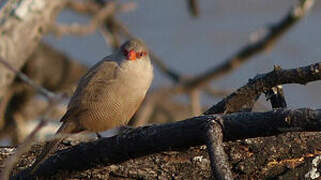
[96,133,103,139]
[118,126,135,134]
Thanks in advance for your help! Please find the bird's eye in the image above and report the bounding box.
[123,49,129,56]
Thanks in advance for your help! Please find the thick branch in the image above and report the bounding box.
[204,62,321,115]
[0,0,65,100]
[14,108,321,179]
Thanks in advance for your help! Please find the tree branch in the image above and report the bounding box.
[13,108,321,179]
[177,0,315,92]
[204,118,233,180]
[0,0,65,101]
[204,62,321,115]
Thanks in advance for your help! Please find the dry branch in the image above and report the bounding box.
[265,85,287,109]
[204,118,233,179]
[13,108,321,179]
[0,58,55,100]
[177,0,315,93]
[186,0,200,17]
[204,62,321,115]
[50,2,116,36]
[0,0,65,101]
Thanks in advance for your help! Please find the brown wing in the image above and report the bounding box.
[61,59,119,122]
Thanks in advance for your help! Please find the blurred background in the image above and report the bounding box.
[46,0,321,107]
[0,0,320,145]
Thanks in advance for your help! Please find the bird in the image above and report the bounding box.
[30,39,153,173]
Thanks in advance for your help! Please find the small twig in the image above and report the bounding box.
[102,17,121,51]
[51,2,116,36]
[190,90,201,116]
[131,95,157,127]
[186,0,200,17]
[100,27,119,51]
[66,0,101,13]
[177,0,315,92]
[55,1,136,37]
[204,118,233,180]
[66,0,136,14]
[131,88,171,126]
[0,57,55,99]
[265,85,287,109]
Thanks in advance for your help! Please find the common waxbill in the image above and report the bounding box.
[30,39,153,173]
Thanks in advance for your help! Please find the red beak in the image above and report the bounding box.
[127,50,136,61]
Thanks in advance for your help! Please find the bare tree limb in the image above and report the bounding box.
[177,0,315,93]
[13,108,321,179]
[0,0,65,102]
[65,0,136,15]
[190,90,201,116]
[204,118,233,180]
[0,58,55,99]
[50,2,116,37]
[53,1,136,37]
[204,62,321,115]
[186,0,200,17]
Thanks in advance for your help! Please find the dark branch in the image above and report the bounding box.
[204,62,321,115]
[186,0,200,17]
[204,118,233,180]
[14,108,321,179]
[265,85,287,109]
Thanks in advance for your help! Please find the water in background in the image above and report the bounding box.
[42,0,320,109]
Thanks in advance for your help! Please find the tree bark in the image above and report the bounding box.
[0,0,65,105]
[9,108,321,179]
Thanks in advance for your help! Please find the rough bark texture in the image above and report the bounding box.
[0,0,65,107]
[5,108,321,179]
[1,131,320,179]
[204,63,321,114]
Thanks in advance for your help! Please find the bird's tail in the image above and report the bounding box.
[30,121,77,174]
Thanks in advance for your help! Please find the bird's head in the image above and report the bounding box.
[119,39,149,61]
